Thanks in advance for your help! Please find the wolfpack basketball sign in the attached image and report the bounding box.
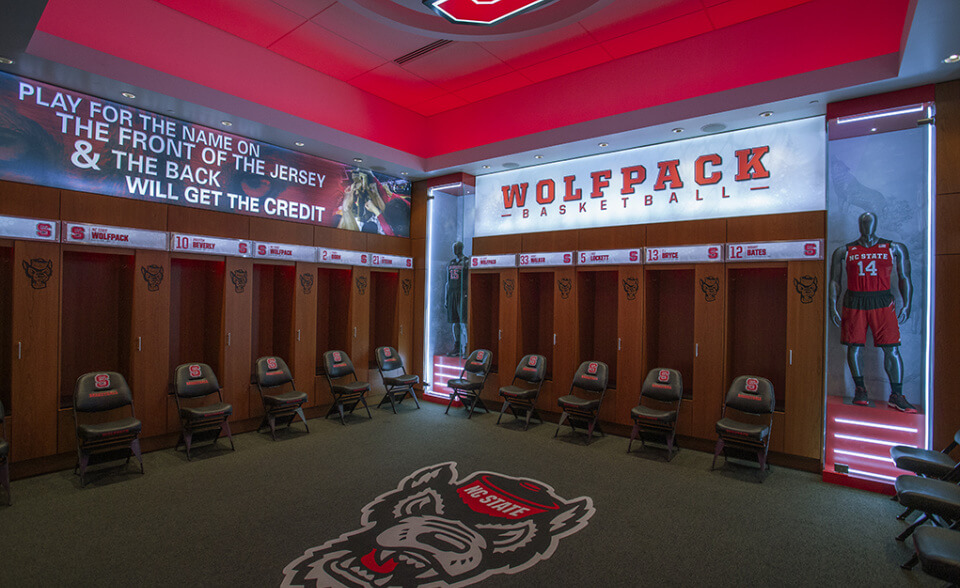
[475,118,825,236]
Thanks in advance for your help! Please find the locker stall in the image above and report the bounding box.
[169,257,225,380]
[368,270,399,370]
[0,244,11,416]
[644,268,695,400]
[251,263,296,367]
[576,270,619,389]
[467,252,518,407]
[316,266,353,374]
[519,271,556,382]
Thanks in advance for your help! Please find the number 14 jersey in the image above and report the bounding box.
[846,240,893,294]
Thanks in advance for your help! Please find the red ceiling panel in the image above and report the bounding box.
[154,0,306,48]
[351,62,448,108]
[601,10,714,60]
[455,70,534,102]
[481,22,599,71]
[578,0,706,42]
[310,2,437,61]
[518,44,612,83]
[268,20,386,81]
[706,0,815,29]
[399,42,514,93]
[409,92,469,117]
[270,0,336,19]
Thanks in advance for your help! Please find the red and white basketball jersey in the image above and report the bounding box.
[846,241,893,293]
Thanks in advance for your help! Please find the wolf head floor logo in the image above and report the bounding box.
[557,278,572,300]
[22,258,53,289]
[356,276,368,296]
[622,277,639,301]
[282,462,594,588]
[794,275,818,304]
[141,264,164,292]
[502,279,514,298]
[230,269,248,293]
[700,276,719,302]
[300,273,314,295]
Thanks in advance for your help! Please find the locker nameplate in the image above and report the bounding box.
[371,254,413,268]
[170,233,252,257]
[62,222,167,250]
[471,254,517,268]
[252,241,316,262]
[319,248,368,266]
[0,215,59,242]
[519,252,574,267]
[577,249,641,266]
[644,244,724,264]
[726,239,823,262]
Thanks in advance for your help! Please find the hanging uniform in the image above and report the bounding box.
[841,239,900,347]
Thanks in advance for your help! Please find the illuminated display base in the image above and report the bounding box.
[823,396,924,492]
[424,355,467,405]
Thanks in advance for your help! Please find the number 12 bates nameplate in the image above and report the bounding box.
[726,240,823,261]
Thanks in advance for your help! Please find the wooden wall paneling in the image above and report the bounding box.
[131,249,171,439]
[577,225,645,251]
[693,264,726,440]
[222,257,253,422]
[615,265,643,427]
[472,235,522,256]
[498,268,519,403]
[293,261,318,405]
[784,260,825,459]
[936,194,960,255]
[315,225,367,251]
[60,190,167,230]
[166,207,249,239]
[351,266,371,381]
[367,234,412,257]
[933,255,960,449]
[521,230,579,253]
[552,266,578,412]
[11,240,60,460]
[646,218,725,245]
[249,217,313,245]
[0,181,60,219]
[397,268,415,375]
[0,246,11,418]
[936,80,960,196]
[726,211,825,242]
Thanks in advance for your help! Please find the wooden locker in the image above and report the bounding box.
[551,266,578,412]
[222,256,253,422]
[693,264,726,440]
[784,259,825,459]
[615,265,644,427]
[131,249,170,439]
[397,268,415,377]
[293,261,318,405]
[351,266,371,381]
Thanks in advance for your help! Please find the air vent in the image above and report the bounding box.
[394,39,453,65]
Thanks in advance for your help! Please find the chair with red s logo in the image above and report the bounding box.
[628,368,684,460]
[173,363,235,460]
[323,350,372,425]
[374,346,420,414]
[444,349,493,419]
[555,361,609,443]
[496,354,546,430]
[254,356,309,439]
[712,375,775,481]
[73,371,144,488]
[0,400,9,504]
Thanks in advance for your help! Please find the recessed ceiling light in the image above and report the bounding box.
[353,157,363,163]
[672,128,684,133]
[294,141,304,147]
[534,155,543,159]
[482,165,491,169]
[870,127,878,132]
[809,100,820,104]
[220,121,233,127]
[598,142,608,147]
[401,172,408,176]
[0,57,13,65]
[759,111,774,117]
[121,91,136,99]
[944,54,960,64]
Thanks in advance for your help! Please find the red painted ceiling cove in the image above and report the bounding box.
[34,0,912,160]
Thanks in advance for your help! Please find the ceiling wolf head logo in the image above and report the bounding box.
[282,462,594,588]
[699,276,719,302]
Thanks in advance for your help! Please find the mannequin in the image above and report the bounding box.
[444,241,469,357]
[829,212,915,412]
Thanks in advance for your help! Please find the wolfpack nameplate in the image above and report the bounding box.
[170,233,252,257]
[519,251,574,267]
[0,215,59,242]
[252,241,316,262]
[371,254,413,269]
[645,244,724,264]
[319,248,367,267]
[577,249,642,266]
[471,254,517,268]
[726,239,823,262]
[62,222,167,250]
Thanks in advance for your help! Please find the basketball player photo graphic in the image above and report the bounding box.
[282,462,594,588]
[829,211,915,413]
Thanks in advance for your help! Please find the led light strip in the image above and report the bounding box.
[835,105,924,125]
[925,104,936,451]
[846,468,899,482]
[833,434,909,447]
[833,418,918,433]
[833,449,894,463]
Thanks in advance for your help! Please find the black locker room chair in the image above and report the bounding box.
[712,375,775,481]
[891,428,960,521]
[374,346,420,413]
[254,356,309,439]
[0,400,9,504]
[894,475,960,570]
[912,526,960,583]
[323,350,372,425]
[628,367,683,459]
[555,360,609,442]
[173,362,235,460]
[444,349,493,419]
[496,354,546,430]
[73,371,143,488]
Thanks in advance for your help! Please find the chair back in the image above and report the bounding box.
[462,349,492,377]
[174,363,221,399]
[375,346,404,373]
[514,354,546,384]
[572,361,609,394]
[74,372,134,413]
[324,350,357,380]
[723,376,775,415]
[255,356,294,388]
[640,368,683,403]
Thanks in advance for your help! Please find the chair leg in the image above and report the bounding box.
[897,506,915,521]
[222,420,235,450]
[666,431,676,460]
[267,414,278,440]
[361,396,373,419]
[711,438,724,470]
[497,400,508,425]
[554,412,569,438]
[466,395,478,419]
[79,453,90,487]
[627,422,640,452]
[445,392,457,414]
[131,439,144,473]
[1,461,10,505]
[183,430,193,461]
[337,403,346,425]
[896,514,929,542]
[389,392,398,415]
[523,408,534,430]
[411,390,421,409]
[900,553,920,571]
[295,407,309,432]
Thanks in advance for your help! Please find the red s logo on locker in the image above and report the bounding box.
[36,223,53,238]
[257,244,267,256]
[71,226,85,240]
[629,250,639,262]
[804,243,818,256]
[361,254,368,264]
[708,247,719,259]
[238,242,248,254]
[423,0,551,25]
[563,253,571,264]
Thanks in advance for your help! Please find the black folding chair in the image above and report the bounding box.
[912,526,960,583]
[374,346,420,413]
[254,356,309,440]
[496,354,546,430]
[891,428,960,521]
[73,371,143,487]
[323,350,372,425]
[894,475,960,570]
[712,375,775,481]
[0,400,9,504]
[628,367,683,459]
[173,363,235,460]
[444,349,492,419]
[555,361,609,442]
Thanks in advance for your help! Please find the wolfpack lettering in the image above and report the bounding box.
[91,229,129,242]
